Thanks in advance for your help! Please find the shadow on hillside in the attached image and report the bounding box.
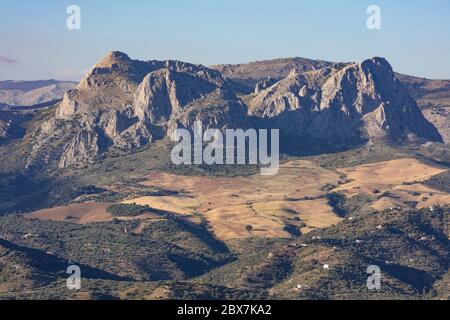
[0,238,131,281]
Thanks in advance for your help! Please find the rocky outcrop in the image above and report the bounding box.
[59,129,100,167]
[29,52,246,168]
[167,89,248,140]
[0,111,25,144]
[0,113,13,140]
[134,68,218,125]
[254,77,280,94]
[0,121,11,142]
[249,58,442,144]
[215,56,448,144]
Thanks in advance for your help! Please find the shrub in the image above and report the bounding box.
[106,204,150,217]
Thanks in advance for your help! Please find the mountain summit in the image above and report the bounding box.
[249,57,441,144]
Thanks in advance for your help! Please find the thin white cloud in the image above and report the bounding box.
[0,54,19,64]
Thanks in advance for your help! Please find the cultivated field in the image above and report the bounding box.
[24,157,450,241]
[136,160,342,240]
[121,196,199,215]
[25,202,162,224]
[333,158,450,210]
[26,203,114,224]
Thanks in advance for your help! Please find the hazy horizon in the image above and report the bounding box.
[1,0,449,81]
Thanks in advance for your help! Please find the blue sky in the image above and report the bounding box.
[0,0,449,81]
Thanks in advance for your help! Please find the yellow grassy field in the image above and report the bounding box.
[135,160,342,240]
[252,199,342,233]
[334,158,446,196]
[371,183,450,211]
[333,158,450,210]
[121,196,200,215]
[205,205,291,240]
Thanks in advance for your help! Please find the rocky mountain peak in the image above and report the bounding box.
[361,56,392,70]
[30,52,246,168]
[249,57,442,143]
[94,51,133,69]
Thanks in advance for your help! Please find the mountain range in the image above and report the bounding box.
[0,80,76,109]
[7,51,444,170]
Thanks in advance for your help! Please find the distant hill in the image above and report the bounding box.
[0,80,76,144]
[211,57,333,88]
[0,80,76,107]
[395,74,450,144]
[395,74,450,100]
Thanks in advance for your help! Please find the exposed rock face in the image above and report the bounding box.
[0,113,13,140]
[55,52,159,119]
[25,52,442,168]
[249,58,442,144]
[0,118,12,141]
[59,128,100,167]
[134,68,218,125]
[166,89,248,140]
[254,77,280,94]
[0,111,25,144]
